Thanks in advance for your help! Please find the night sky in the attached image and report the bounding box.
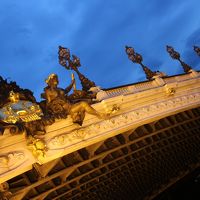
[0,0,200,100]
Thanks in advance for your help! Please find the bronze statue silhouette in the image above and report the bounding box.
[41,74,107,125]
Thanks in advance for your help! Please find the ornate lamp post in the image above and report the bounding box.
[125,46,156,80]
[166,45,192,73]
[194,46,200,56]
[58,46,96,91]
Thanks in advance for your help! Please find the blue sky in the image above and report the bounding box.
[0,0,200,100]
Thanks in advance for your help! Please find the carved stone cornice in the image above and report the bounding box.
[25,72,200,164]
[47,92,200,153]
[0,152,26,175]
[97,71,200,101]
[0,71,200,179]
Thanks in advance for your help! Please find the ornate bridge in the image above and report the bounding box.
[0,46,200,200]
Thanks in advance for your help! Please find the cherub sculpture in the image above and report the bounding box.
[41,74,107,125]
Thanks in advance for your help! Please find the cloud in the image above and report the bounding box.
[0,0,200,100]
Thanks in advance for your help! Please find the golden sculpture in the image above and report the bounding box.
[0,91,43,124]
[8,91,20,103]
[166,87,176,96]
[42,74,107,125]
[27,136,47,162]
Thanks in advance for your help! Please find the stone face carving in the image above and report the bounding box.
[0,152,25,175]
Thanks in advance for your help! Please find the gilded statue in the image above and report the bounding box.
[0,76,39,135]
[0,91,42,124]
[41,74,107,125]
[0,76,36,107]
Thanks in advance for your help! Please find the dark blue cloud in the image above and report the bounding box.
[0,0,200,100]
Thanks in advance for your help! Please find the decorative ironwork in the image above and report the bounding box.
[58,46,96,91]
[125,46,157,80]
[166,45,192,73]
[194,46,200,56]
[1,45,197,161]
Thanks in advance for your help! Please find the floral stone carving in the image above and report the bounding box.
[48,92,200,150]
[26,136,47,163]
[0,152,25,174]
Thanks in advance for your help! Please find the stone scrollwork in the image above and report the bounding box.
[0,152,25,175]
[72,129,88,140]
[48,92,200,150]
[48,129,89,149]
